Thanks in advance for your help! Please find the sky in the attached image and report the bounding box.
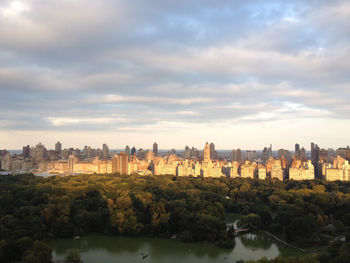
[0,0,350,150]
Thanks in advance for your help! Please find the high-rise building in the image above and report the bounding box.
[231,150,237,162]
[31,143,47,164]
[22,145,30,159]
[68,154,78,172]
[311,143,319,165]
[336,148,348,159]
[204,142,210,161]
[237,149,242,162]
[138,148,145,160]
[311,142,320,177]
[262,147,269,163]
[131,146,136,156]
[268,144,273,157]
[185,145,191,159]
[327,148,336,161]
[278,149,292,166]
[192,147,199,159]
[102,144,109,159]
[146,150,155,162]
[295,143,301,159]
[346,147,350,161]
[231,149,242,162]
[112,152,129,175]
[55,141,62,152]
[244,150,256,161]
[153,142,158,156]
[125,145,130,158]
[210,142,217,159]
[301,147,306,160]
[1,152,12,171]
[83,146,93,159]
[87,146,93,159]
[319,148,328,162]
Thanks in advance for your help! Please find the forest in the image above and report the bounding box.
[0,173,349,263]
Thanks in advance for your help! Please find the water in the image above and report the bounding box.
[49,232,303,263]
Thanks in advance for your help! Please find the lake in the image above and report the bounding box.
[49,232,304,263]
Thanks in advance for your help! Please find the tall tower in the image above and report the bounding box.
[295,143,301,159]
[55,141,62,152]
[237,149,242,162]
[185,145,191,159]
[269,144,273,157]
[311,142,320,177]
[153,142,158,156]
[210,143,216,159]
[311,142,319,165]
[204,142,210,161]
[102,144,109,159]
[125,145,130,159]
[301,147,306,160]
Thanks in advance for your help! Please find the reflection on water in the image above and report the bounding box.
[240,233,274,250]
[49,232,303,263]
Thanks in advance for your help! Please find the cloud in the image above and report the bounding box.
[1,0,350,149]
[176,111,198,116]
[46,117,128,127]
[0,1,30,18]
[86,94,214,105]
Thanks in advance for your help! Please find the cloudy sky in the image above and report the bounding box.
[0,0,350,150]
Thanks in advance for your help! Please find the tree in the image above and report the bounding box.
[64,249,81,263]
[22,241,52,263]
[238,213,261,229]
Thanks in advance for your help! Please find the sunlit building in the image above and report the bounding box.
[289,159,314,180]
[241,160,256,178]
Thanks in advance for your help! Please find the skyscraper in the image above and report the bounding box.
[32,143,46,164]
[204,142,210,161]
[131,146,136,156]
[237,149,242,162]
[185,145,191,159]
[125,145,130,158]
[268,144,273,157]
[301,147,306,160]
[153,142,158,156]
[231,149,242,162]
[55,141,62,152]
[319,148,328,162]
[311,142,320,177]
[22,145,30,159]
[102,144,109,159]
[311,143,319,165]
[295,143,300,159]
[262,147,269,163]
[210,142,217,159]
[138,148,145,160]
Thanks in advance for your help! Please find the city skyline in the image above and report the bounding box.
[2,140,349,182]
[1,140,345,152]
[1,1,350,149]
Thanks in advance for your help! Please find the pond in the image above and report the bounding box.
[49,232,304,263]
